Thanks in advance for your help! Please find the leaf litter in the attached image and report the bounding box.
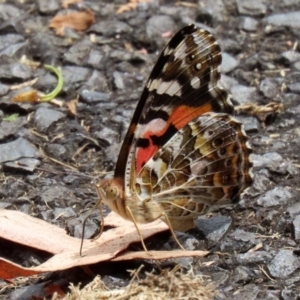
[0,210,208,280]
[116,0,154,14]
[49,9,95,36]
[51,266,216,300]
[11,64,64,104]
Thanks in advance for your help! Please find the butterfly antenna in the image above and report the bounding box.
[79,197,103,257]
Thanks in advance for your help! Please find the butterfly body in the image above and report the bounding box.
[95,24,253,238]
[97,178,163,223]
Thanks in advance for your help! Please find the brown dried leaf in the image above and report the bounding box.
[235,102,284,122]
[10,78,39,90]
[112,249,208,261]
[49,9,95,36]
[11,89,40,103]
[66,98,78,116]
[62,0,83,9]
[20,55,41,69]
[0,210,206,280]
[53,268,215,300]
[117,0,153,14]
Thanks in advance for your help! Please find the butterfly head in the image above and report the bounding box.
[94,178,127,218]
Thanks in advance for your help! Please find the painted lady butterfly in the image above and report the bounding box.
[95,24,253,250]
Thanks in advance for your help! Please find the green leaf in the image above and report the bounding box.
[3,113,19,122]
[40,65,64,101]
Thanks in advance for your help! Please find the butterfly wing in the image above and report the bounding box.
[114,25,236,198]
[114,25,200,178]
[135,112,252,230]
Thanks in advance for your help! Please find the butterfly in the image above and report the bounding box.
[94,24,253,251]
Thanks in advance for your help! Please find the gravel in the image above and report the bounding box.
[1,0,300,299]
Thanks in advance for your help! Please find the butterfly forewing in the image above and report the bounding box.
[114,25,201,178]
[115,25,234,181]
[130,27,235,179]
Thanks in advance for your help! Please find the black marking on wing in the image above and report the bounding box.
[142,109,170,124]
[136,138,150,148]
[151,124,177,147]
[114,24,198,178]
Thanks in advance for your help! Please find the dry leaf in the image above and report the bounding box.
[117,0,153,14]
[111,249,208,261]
[10,78,39,90]
[62,0,83,8]
[20,55,41,69]
[49,9,95,36]
[0,210,207,280]
[53,268,215,300]
[66,98,78,116]
[235,102,284,122]
[175,1,198,8]
[11,89,40,103]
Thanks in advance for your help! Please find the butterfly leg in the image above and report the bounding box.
[125,205,151,255]
[91,201,105,241]
[162,213,185,251]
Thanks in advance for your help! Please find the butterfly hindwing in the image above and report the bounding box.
[136,113,252,223]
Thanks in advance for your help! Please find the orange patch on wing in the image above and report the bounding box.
[136,119,169,172]
[170,104,213,129]
[135,104,213,172]
[136,118,169,171]
[136,136,159,172]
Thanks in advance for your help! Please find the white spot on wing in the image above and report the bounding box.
[147,79,152,88]
[148,78,182,96]
[191,160,209,176]
[191,77,200,89]
[162,62,169,73]
[174,42,188,60]
[156,80,182,97]
[164,46,173,56]
[139,118,168,136]
[195,62,202,70]
[148,78,161,91]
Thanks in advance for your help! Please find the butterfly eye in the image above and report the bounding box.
[106,185,119,200]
